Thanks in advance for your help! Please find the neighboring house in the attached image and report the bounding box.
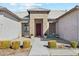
[0,6,21,39]
[56,5,79,41]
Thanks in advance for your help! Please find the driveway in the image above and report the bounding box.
[29,37,79,56]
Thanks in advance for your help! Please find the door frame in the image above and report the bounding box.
[35,19,43,37]
[35,23,42,36]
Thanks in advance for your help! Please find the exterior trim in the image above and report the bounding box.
[0,8,22,21]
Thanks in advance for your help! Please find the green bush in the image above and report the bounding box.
[71,40,78,48]
[48,40,57,48]
[12,41,20,49]
[0,40,11,49]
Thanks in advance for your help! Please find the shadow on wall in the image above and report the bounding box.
[42,26,70,44]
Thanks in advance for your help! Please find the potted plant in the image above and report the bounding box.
[44,33,47,38]
[30,34,33,38]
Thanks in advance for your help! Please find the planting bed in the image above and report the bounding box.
[0,47,31,56]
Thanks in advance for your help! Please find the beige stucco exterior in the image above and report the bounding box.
[56,9,79,41]
[0,11,21,39]
[29,12,49,36]
[2,6,79,42]
[49,23,56,34]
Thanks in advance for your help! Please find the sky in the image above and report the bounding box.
[0,3,79,12]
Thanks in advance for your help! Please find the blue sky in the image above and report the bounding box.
[0,3,79,12]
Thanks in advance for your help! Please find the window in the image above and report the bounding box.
[22,23,29,37]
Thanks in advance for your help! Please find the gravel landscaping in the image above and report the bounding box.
[0,48,31,56]
[0,37,31,56]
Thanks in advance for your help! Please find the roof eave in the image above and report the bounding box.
[27,9,50,14]
[0,7,22,22]
[56,5,79,20]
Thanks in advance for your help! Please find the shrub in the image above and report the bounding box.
[48,40,57,48]
[0,40,11,49]
[23,39,31,48]
[12,41,20,49]
[71,40,78,48]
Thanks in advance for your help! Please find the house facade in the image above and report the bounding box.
[15,8,66,37]
[0,5,79,41]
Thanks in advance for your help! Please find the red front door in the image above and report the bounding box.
[36,23,41,36]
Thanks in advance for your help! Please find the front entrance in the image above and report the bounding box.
[36,23,42,36]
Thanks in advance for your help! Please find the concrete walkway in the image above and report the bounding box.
[49,49,78,56]
[29,37,49,56]
[29,37,79,56]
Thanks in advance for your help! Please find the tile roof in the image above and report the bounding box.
[15,11,29,18]
[56,5,79,20]
[0,6,22,21]
[15,10,67,19]
[48,10,67,19]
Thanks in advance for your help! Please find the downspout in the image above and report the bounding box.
[76,13,78,41]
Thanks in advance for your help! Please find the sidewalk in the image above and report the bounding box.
[29,37,49,56]
[49,49,78,56]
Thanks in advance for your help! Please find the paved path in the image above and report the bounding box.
[29,37,79,56]
[49,49,78,56]
[29,37,49,56]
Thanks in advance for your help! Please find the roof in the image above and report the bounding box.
[1,5,79,22]
[48,10,67,19]
[15,11,29,18]
[0,6,22,21]
[56,5,79,20]
[15,10,67,19]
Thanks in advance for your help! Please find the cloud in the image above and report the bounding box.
[9,3,17,6]
[9,3,43,11]
[9,3,42,7]
[24,3,42,7]
[20,3,43,9]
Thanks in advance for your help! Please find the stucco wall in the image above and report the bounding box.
[49,23,56,34]
[56,9,79,41]
[0,12,21,39]
[30,13,49,36]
